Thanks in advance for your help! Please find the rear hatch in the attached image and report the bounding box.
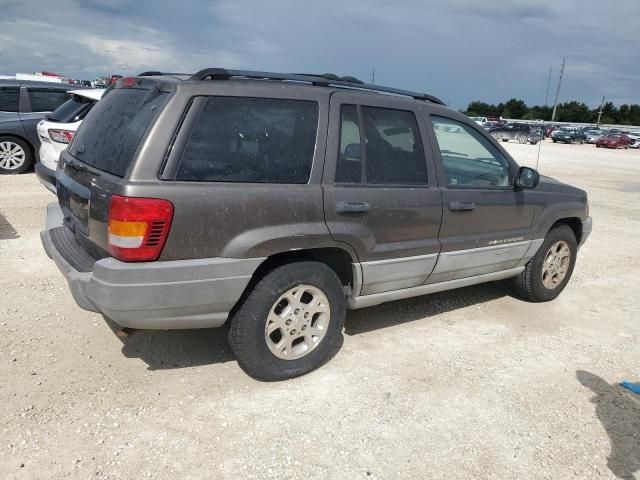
[56,81,170,259]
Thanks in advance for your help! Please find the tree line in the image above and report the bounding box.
[464,99,640,126]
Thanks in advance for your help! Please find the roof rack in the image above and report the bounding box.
[189,68,446,105]
[138,71,190,77]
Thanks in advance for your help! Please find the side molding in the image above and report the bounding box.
[348,266,524,309]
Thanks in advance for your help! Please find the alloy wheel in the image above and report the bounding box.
[541,240,571,289]
[264,284,331,360]
[0,141,26,170]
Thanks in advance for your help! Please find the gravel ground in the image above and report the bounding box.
[1,141,639,480]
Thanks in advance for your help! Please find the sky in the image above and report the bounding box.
[1,0,638,110]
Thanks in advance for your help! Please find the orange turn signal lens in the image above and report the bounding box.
[108,219,147,237]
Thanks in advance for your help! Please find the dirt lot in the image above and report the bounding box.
[1,141,639,480]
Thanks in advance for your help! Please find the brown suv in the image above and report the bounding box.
[41,69,591,380]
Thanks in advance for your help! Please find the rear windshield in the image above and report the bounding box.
[47,94,97,123]
[68,88,168,177]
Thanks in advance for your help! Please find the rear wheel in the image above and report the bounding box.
[510,225,577,302]
[0,137,32,174]
[229,262,346,381]
[491,132,500,141]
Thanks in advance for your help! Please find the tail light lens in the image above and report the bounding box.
[107,195,173,262]
[48,129,75,144]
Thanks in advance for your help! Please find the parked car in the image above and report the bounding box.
[489,123,541,144]
[0,79,77,174]
[481,121,502,130]
[108,75,123,85]
[595,133,633,149]
[40,69,591,380]
[585,129,607,144]
[551,128,587,144]
[471,116,488,125]
[629,138,640,149]
[35,89,105,192]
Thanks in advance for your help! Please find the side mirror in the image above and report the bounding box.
[515,166,540,189]
[344,143,361,160]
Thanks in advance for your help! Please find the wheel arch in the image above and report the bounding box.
[231,247,357,319]
[549,217,583,245]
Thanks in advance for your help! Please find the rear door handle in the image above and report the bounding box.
[336,201,370,215]
[449,201,476,211]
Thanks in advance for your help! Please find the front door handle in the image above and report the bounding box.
[336,201,370,215]
[449,200,476,211]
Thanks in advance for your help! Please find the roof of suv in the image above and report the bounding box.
[0,78,75,88]
[135,68,446,106]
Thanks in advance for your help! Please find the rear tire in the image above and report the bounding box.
[510,225,577,302]
[228,261,346,381]
[0,137,32,174]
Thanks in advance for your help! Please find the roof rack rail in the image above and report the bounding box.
[138,71,189,77]
[189,68,445,105]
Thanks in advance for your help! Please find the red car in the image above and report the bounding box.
[595,134,633,149]
[108,75,123,85]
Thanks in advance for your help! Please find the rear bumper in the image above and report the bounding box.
[35,163,57,194]
[40,203,264,329]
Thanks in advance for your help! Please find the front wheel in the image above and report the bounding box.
[517,134,528,144]
[229,262,346,381]
[510,225,577,302]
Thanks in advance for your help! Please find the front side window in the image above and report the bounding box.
[27,88,70,112]
[336,105,427,185]
[0,87,20,112]
[431,116,511,188]
[176,97,319,183]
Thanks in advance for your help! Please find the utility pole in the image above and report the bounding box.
[370,68,375,85]
[596,96,606,126]
[545,66,552,106]
[551,58,565,122]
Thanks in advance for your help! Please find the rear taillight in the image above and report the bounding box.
[48,129,75,144]
[107,195,174,262]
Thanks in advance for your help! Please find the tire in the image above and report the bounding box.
[530,141,538,145]
[491,132,500,141]
[502,139,509,142]
[0,137,32,174]
[552,139,557,143]
[517,134,528,144]
[229,261,346,381]
[510,225,577,302]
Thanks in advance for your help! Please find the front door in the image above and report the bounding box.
[426,115,536,284]
[323,93,443,296]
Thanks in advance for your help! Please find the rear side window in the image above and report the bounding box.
[27,88,70,112]
[336,104,428,185]
[0,86,20,112]
[68,88,168,177]
[176,97,319,183]
[47,94,97,123]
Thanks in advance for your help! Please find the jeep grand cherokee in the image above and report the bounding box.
[41,69,592,380]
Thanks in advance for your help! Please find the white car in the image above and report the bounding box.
[35,88,104,192]
[630,138,640,149]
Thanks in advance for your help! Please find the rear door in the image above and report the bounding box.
[323,93,443,296]
[20,86,71,149]
[425,113,536,283]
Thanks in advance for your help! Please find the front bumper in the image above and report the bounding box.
[35,163,57,194]
[580,216,593,247]
[40,203,264,329]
